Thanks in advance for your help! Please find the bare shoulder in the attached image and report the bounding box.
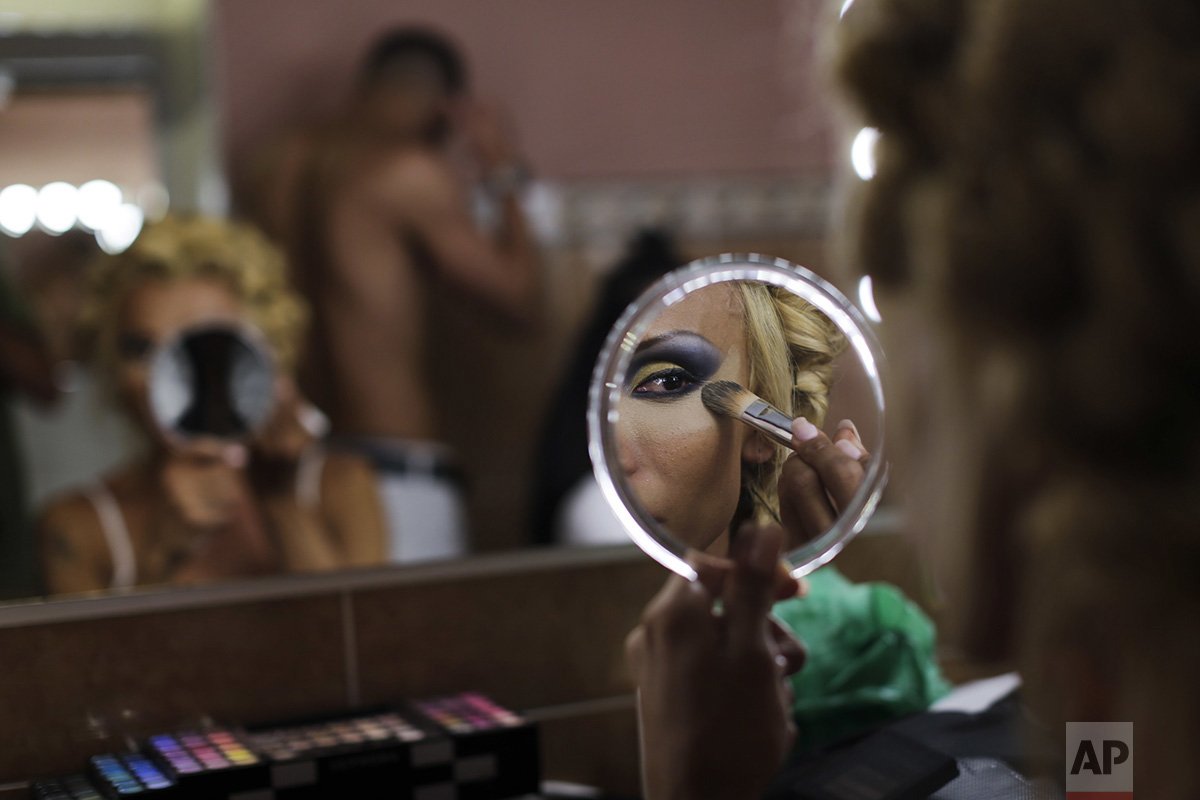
[39,464,142,549]
[37,491,105,560]
[40,491,98,528]
[366,148,459,203]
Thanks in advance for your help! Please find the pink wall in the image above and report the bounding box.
[212,0,838,182]
[0,91,158,189]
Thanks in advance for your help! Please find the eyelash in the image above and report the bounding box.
[632,366,701,398]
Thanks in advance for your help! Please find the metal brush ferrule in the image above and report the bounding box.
[741,400,795,448]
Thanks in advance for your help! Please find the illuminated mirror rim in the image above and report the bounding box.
[587,253,888,580]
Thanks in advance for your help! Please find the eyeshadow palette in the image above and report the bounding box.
[247,710,429,762]
[88,753,176,796]
[407,693,540,800]
[144,728,268,799]
[416,693,525,734]
[148,730,260,775]
[239,707,447,798]
[31,775,105,800]
[35,693,539,800]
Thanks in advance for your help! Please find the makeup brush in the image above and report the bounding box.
[701,380,795,448]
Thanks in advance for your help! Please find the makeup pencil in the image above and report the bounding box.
[701,380,795,448]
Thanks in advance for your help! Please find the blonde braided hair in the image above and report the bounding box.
[739,282,847,524]
[83,214,309,395]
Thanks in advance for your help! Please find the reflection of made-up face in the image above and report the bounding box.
[117,278,246,440]
[617,284,772,554]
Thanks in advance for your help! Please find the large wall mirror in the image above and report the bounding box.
[0,0,880,615]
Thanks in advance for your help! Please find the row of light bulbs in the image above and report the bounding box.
[0,161,878,315]
[0,180,165,254]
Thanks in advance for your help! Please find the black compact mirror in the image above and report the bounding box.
[148,323,277,443]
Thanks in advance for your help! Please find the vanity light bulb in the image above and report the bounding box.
[77,180,123,231]
[851,127,880,181]
[0,184,37,236]
[95,202,144,254]
[858,275,882,323]
[36,181,79,234]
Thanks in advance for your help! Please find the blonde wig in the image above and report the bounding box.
[836,1,1200,793]
[83,215,308,391]
[738,282,848,524]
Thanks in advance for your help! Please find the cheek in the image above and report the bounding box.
[622,395,746,540]
[117,363,152,422]
[118,362,147,395]
[625,396,726,475]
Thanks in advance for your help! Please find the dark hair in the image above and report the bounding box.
[529,228,685,545]
[360,28,467,95]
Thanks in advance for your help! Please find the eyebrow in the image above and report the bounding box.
[634,330,718,353]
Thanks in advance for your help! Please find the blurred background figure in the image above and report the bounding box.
[530,228,682,546]
[248,27,542,563]
[37,216,387,595]
[10,230,138,521]
[0,0,850,580]
[10,230,93,367]
[0,239,58,598]
[219,0,838,557]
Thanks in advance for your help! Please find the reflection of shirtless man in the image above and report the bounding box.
[256,30,540,562]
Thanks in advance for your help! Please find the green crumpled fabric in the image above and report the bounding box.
[772,565,952,754]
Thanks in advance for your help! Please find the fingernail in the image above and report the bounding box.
[837,419,860,439]
[225,446,248,468]
[796,578,811,598]
[835,439,863,460]
[792,417,819,443]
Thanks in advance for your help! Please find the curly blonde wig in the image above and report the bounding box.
[83,214,309,388]
[836,1,1200,792]
[738,282,848,524]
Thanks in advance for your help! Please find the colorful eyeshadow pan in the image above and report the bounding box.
[245,711,427,760]
[416,692,526,734]
[148,728,259,775]
[89,753,174,795]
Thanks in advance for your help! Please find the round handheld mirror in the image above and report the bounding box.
[587,254,887,579]
[148,322,277,444]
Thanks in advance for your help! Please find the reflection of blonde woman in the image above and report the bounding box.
[618,280,848,554]
[38,216,386,595]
